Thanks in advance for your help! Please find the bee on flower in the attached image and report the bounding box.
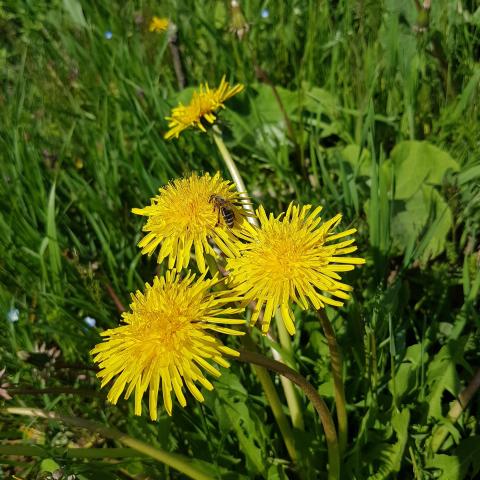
[132,172,252,273]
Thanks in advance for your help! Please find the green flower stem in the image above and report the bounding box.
[8,387,102,397]
[237,349,340,480]
[274,310,305,431]
[213,127,307,462]
[431,367,480,453]
[209,252,299,462]
[212,127,257,224]
[241,335,299,464]
[4,407,212,480]
[0,445,147,459]
[318,309,347,457]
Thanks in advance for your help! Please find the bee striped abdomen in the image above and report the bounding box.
[221,207,235,228]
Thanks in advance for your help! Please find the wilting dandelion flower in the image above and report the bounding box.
[164,76,244,140]
[149,16,169,33]
[91,271,244,419]
[132,172,250,273]
[226,203,365,335]
[230,0,249,40]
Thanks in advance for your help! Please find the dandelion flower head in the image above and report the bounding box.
[149,16,169,33]
[226,203,365,335]
[132,172,250,273]
[91,271,244,419]
[164,76,244,140]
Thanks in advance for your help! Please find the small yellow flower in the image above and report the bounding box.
[132,172,250,273]
[91,271,244,419]
[226,203,365,335]
[164,76,244,140]
[149,16,169,33]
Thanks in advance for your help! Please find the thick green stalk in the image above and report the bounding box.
[212,127,256,223]
[0,445,146,459]
[318,309,348,457]
[237,350,340,480]
[274,310,305,431]
[241,335,298,463]
[212,125,301,462]
[209,243,299,463]
[5,407,212,480]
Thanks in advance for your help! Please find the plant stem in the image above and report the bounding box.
[273,311,305,431]
[212,127,257,224]
[106,283,126,313]
[430,368,480,453]
[317,309,347,457]
[241,335,298,464]
[213,128,305,441]
[4,407,212,480]
[237,349,340,480]
[0,445,146,459]
[211,254,300,465]
[9,387,103,397]
[167,23,186,89]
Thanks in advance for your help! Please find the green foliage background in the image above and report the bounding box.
[1,0,479,478]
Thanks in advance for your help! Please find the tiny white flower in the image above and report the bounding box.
[83,316,96,328]
[7,308,19,323]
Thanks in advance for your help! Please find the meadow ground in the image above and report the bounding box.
[1,1,480,479]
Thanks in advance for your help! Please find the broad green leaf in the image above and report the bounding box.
[40,458,61,473]
[389,141,459,199]
[425,454,461,479]
[303,85,341,116]
[390,342,428,400]
[212,372,268,475]
[391,185,453,261]
[338,144,371,177]
[250,84,298,124]
[426,342,463,420]
[415,188,453,261]
[369,409,411,479]
[214,399,265,474]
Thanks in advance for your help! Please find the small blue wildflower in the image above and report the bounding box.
[104,31,113,40]
[7,308,19,323]
[84,316,97,328]
[261,8,269,19]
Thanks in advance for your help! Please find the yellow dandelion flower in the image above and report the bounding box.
[226,203,365,336]
[164,76,244,140]
[132,172,250,273]
[149,16,169,33]
[91,271,244,420]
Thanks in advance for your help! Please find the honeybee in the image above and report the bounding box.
[209,194,235,228]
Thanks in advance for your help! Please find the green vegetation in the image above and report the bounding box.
[1,0,479,478]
